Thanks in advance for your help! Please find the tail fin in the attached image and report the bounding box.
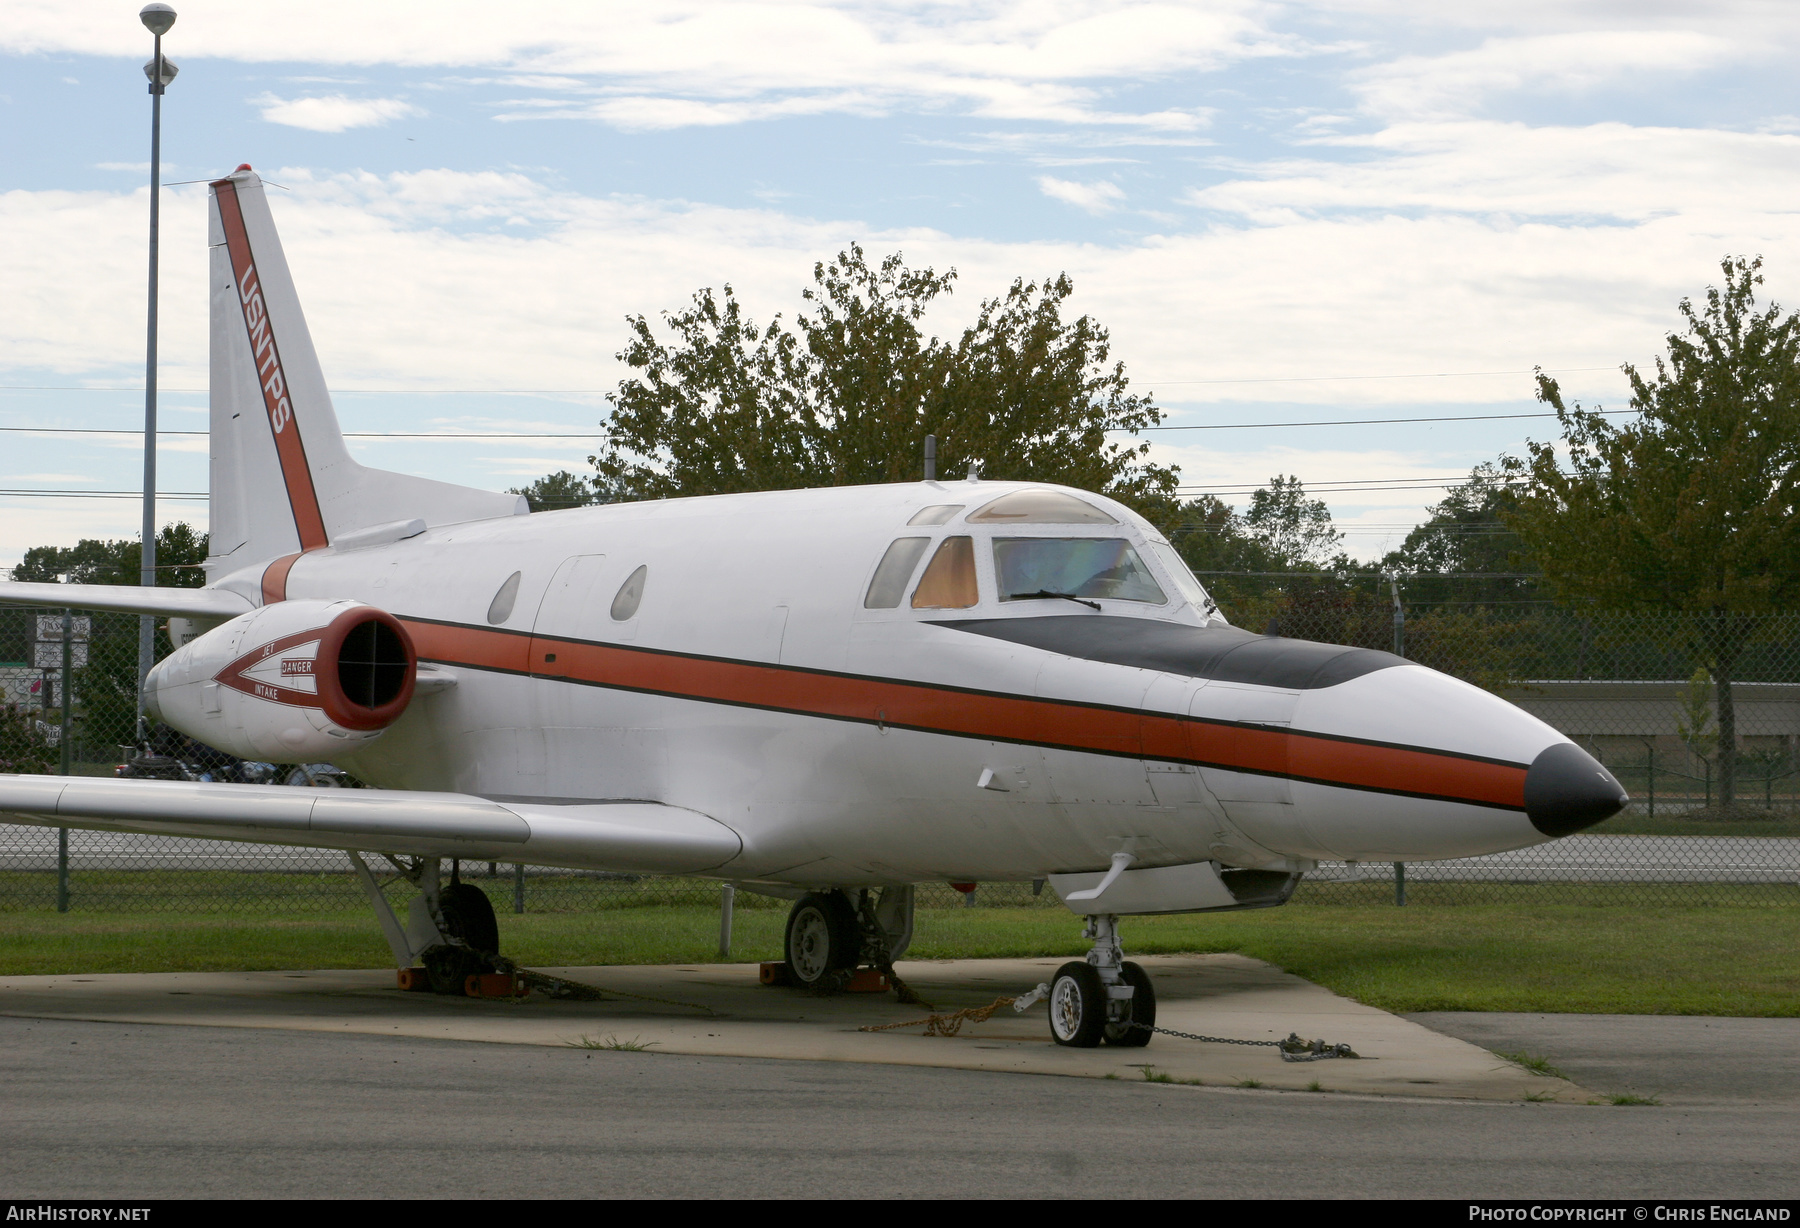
[206,168,524,578]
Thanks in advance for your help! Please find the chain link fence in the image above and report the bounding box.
[1,602,1797,912]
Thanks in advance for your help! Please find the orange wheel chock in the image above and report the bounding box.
[396,967,431,992]
[845,967,891,993]
[464,972,529,999]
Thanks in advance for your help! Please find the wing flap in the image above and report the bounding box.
[0,776,740,873]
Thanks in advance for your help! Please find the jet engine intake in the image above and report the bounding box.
[144,599,416,762]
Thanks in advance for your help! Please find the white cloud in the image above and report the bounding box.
[3,167,1790,417]
[253,94,424,132]
[0,1,1282,130]
[1187,121,1800,224]
[1038,176,1126,213]
[1352,30,1752,119]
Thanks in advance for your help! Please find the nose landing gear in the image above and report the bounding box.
[1048,914,1156,1048]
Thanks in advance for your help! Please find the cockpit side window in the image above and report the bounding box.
[994,538,1166,604]
[911,536,979,609]
[865,537,931,608]
[968,490,1117,524]
[907,504,965,526]
[1147,541,1217,615]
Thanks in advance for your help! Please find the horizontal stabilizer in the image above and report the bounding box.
[0,582,254,620]
[0,776,742,875]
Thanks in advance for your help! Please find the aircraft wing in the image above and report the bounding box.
[0,582,255,620]
[0,776,742,875]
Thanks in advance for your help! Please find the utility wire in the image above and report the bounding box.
[0,366,1621,394]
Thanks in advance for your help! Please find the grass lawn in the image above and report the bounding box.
[3,896,1795,1017]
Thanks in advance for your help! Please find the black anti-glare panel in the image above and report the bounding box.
[932,615,1405,691]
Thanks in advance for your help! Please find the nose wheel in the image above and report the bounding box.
[783,890,862,989]
[1047,915,1156,1048]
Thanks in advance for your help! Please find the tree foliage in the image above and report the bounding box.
[7,524,209,754]
[11,523,208,588]
[1504,256,1800,809]
[508,471,612,512]
[1381,462,1540,605]
[1170,476,1347,610]
[591,245,1178,514]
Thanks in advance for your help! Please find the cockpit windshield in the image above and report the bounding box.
[994,538,1166,605]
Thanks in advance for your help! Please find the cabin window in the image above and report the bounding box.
[911,536,979,609]
[610,565,647,621]
[907,504,965,526]
[486,571,522,624]
[967,489,1117,525]
[994,538,1166,604]
[865,537,931,608]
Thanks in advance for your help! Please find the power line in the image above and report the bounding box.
[1147,366,1616,387]
[0,405,1632,440]
[0,489,207,500]
[1138,408,1633,432]
[0,366,1622,395]
[0,427,608,439]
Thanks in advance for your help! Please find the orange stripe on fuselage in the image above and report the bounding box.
[399,618,1529,811]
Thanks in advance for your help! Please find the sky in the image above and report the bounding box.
[2,0,1798,574]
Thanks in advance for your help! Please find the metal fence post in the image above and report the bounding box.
[512,863,525,914]
[57,608,72,913]
[1394,861,1406,906]
[718,883,735,958]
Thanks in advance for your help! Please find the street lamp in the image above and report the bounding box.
[136,3,176,743]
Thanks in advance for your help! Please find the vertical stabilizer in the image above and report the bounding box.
[207,168,525,585]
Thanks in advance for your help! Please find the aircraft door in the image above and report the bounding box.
[531,554,609,673]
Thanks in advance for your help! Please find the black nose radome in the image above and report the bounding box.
[1525,743,1628,837]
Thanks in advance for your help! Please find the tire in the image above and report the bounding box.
[783,892,862,989]
[1048,961,1107,1048]
[285,765,342,787]
[439,883,501,958]
[1102,961,1156,1047]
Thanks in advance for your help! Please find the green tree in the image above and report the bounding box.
[1505,257,1800,811]
[1169,477,1356,625]
[11,522,207,588]
[0,706,56,775]
[8,524,209,754]
[508,470,611,512]
[592,245,1177,515]
[1243,475,1345,570]
[1382,462,1541,605]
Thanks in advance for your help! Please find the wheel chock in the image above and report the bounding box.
[759,961,794,986]
[463,972,529,999]
[396,967,431,992]
[845,968,890,993]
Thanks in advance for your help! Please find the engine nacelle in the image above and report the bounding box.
[144,599,416,762]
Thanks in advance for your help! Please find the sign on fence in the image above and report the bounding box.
[32,642,89,669]
[34,615,91,643]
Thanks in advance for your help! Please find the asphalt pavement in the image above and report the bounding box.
[1,1013,1793,1199]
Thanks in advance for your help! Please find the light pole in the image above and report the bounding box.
[137,3,177,743]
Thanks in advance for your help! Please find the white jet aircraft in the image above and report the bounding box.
[0,168,1626,1047]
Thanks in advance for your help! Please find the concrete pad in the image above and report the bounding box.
[0,955,1590,1102]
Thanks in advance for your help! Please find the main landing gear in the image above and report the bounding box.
[781,886,914,992]
[1047,914,1156,1048]
[350,853,505,994]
